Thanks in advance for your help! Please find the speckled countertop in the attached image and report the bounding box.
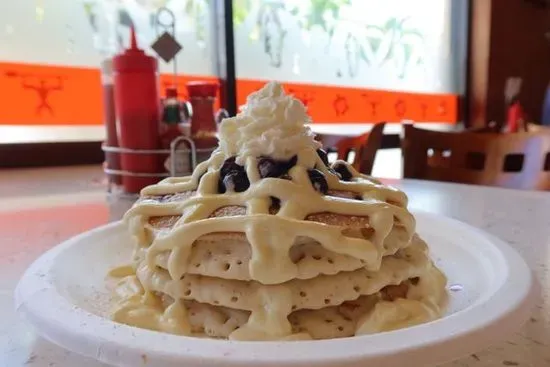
[0,166,548,367]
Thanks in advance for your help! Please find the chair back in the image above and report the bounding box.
[336,123,385,175]
[402,124,550,190]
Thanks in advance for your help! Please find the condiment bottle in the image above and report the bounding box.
[100,58,121,185]
[113,27,162,194]
[160,87,192,176]
[187,81,220,163]
[160,86,183,148]
[187,81,219,136]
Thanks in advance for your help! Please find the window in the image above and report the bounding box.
[233,0,468,124]
[0,0,220,143]
[0,0,468,167]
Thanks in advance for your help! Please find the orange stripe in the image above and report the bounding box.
[0,62,459,125]
[0,62,220,126]
[237,79,459,124]
[0,62,103,125]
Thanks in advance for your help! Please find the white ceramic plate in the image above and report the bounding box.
[15,211,535,367]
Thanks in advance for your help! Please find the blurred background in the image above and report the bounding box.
[0,0,549,184]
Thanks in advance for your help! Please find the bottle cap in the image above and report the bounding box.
[113,27,157,73]
[166,87,178,98]
[187,81,218,98]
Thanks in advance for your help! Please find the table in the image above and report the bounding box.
[1,169,549,367]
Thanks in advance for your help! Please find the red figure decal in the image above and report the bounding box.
[333,94,349,116]
[419,102,428,119]
[360,93,381,117]
[395,99,406,119]
[438,100,447,116]
[5,71,65,116]
[288,88,315,107]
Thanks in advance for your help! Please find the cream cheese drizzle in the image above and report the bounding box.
[125,149,413,285]
[110,81,445,341]
[109,239,446,340]
[116,148,421,339]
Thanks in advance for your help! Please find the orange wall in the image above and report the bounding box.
[0,61,459,125]
[238,80,459,124]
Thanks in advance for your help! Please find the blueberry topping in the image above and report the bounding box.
[219,157,250,193]
[307,169,328,194]
[269,196,281,214]
[217,178,226,194]
[271,196,281,208]
[285,155,298,170]
[316,149,329,166]
[333,162,352,181]
[258,157,280,178]
[258,156,297,178]
[327,166,341,179]
[220,156,240,177]
[221,171,250,193]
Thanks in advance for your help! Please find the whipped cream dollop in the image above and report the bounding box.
[218,81,321,164]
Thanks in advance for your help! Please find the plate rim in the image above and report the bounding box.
[14,211,536,367]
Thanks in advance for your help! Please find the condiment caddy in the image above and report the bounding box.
[101,11,227,196]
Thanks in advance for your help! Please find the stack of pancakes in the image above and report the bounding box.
[113,152,447,341]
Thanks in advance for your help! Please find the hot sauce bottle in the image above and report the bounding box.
[160,86,183,148]
[187,81,225,163]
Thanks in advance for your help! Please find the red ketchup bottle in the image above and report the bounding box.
[113,27,162,194]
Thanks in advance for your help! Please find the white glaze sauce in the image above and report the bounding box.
[110,81,447,340]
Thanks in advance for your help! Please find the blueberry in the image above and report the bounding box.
[316,149,329,166]
[333,162,352,181]
[218,178,226,194]
[257,157,287,178]
[327,167,342,179]
[219,156,248,193]
[220,156,240,177]
[221,171,250,193]
[307,169,328,194]
[285,155,298,171]
[269,196,281,214]
[258,157,277,178]
[271,196,281,208]
[258,155,298,178]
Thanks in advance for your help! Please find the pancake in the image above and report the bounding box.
[128,186,413,283]
[109,81,447,341]
[112,237,445,340]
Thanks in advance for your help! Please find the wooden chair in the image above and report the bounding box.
[317,122,386,175]
[402,124,550,190]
